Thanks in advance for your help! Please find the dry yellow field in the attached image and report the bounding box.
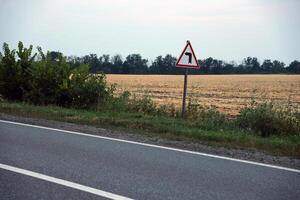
[107,74,300,116]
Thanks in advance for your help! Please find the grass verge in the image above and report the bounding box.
[0,101,299,158]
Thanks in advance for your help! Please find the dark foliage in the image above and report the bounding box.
[0,42,113,109]
[237,102,300,137]
[0,42,36,100]
[66,54,299,74]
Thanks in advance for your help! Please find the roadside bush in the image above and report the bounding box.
[65,66,114,109]
[106,91,178,117]
[196,108,229,130]
[186,99,229,130]
[127,94,157,115]
[156,103,178,117]
[237,101,300,137]
[25,47,71,105]
[104,91,131,112]
[0,42,36,100]
[0,42,114,110]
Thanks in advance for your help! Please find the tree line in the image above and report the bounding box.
[66,53,300,74]
[1,42,299,74]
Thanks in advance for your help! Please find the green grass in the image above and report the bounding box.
[0,101,299,158]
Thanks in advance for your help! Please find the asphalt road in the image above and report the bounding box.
[0,120,299,200]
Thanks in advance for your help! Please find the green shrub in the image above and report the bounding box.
[25,47,71,105]
[237,101,300,137]
[186,99,229,130]
[195,108,229,131]
[126,95,157,115]
[156,103,178,117]
[0,42,36,100]
[107,91,171,116]
[104,91,131,112]
[0,42,115,110]
[65,66,114,109]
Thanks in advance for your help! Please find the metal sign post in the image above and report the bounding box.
[175,40,200,118]
[181,68,188,117]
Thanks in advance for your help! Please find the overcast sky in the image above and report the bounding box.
[0,0,299,64]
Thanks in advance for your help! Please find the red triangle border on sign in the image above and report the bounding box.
[175,41,200,69]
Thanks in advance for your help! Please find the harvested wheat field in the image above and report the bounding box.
[107,74,300,116]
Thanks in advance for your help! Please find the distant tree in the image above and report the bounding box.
[199,57,213,74]
[150,54,177,74]
[272,60,285,73]
[261,59,273,73]
[99,54,112,73]
[223,62,235,74]
[149,55,163,74]
[163,54,177,74]
[123,54,148,74]
[49,51,63,62]
[200,58,225,74]
[287,60,300,74]
[243,57,260,73]
[212,59,225,74]
[111,54,123,74]
[67,56,82,69]
[82,54,99,73]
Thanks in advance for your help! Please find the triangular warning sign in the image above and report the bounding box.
[176,41,200,69]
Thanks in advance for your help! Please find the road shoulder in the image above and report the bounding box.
[1,113,299,170]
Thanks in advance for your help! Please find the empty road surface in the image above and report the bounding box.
[0,120,299,200]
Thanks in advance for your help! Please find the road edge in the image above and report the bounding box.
[0,114,299,172]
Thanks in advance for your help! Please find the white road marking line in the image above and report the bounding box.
[1,119,300,173]
[0,163,133,200]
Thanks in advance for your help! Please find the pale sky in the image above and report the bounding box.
[0,0,299,64]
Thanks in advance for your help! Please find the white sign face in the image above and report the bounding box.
[176,41,200,69]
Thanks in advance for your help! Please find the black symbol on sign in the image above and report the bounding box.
[185,52,192,63]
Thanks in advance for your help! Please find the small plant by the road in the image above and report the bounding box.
[186,99,229,131]
[237,101,300,137]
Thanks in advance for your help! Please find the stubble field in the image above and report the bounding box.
[107,74,300,116]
